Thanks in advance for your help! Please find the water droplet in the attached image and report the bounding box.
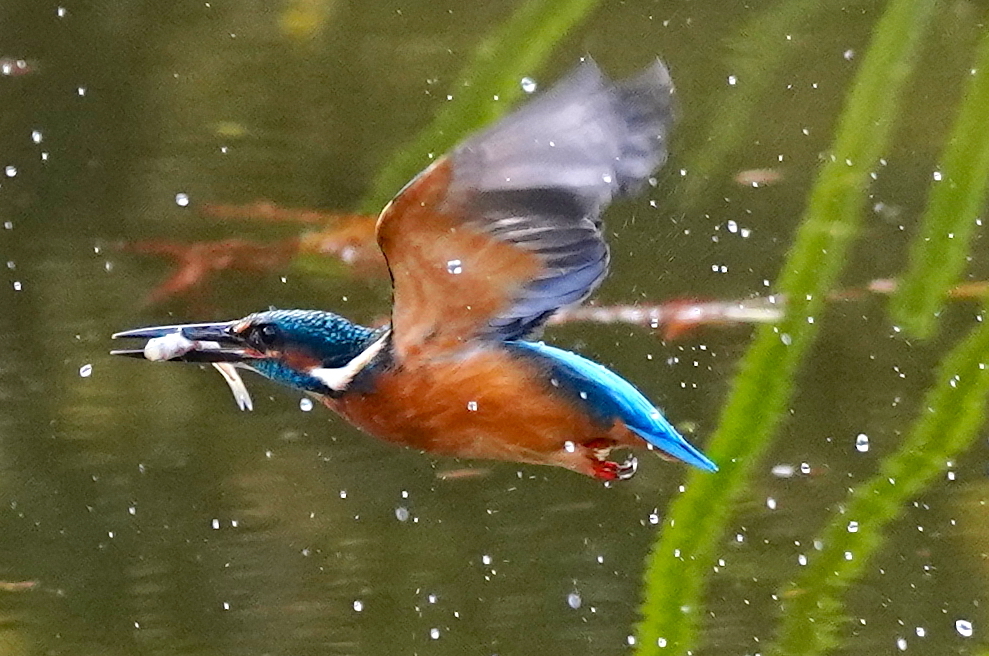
[466,400,478,412]
[798,554,807,566]
[57,6,67,17]
[766,497,777,510]
[175,192,190,207]
[564,440,576,453]
[916,626,926,637]
[395,506,410,522]
[844,49,855,60]
[211,519,220,529]
[12,281,21,291]
[800,462,811,474]
[648,513,660,525]
[77,87,86,96]
[520,77,537,93]
[771,464,795,478]
[4,166,16,178]
[79,364,93,377]
[727,74,738,85]
[429,628,441,640]
[956,619,973,637]
[657,638,667,647]
[933,171,943,181]
[31,130,42,144]
[427,593,437,604]
[353,600,363,612]
[446,259,463,274]
[856,433,870,452]
[567,592,581,609]
[896,637,907,651]
[727,220,738,233]
[847,521,859,532]
[299,398,313,412]
[481,554,492,565]
[780,333,793,346]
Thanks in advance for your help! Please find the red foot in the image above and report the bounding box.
[591,454,638,481]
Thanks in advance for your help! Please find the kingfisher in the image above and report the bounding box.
[112,59,717,481]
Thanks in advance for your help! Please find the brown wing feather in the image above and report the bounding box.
[377,158,543,361]
[376,60,676,362]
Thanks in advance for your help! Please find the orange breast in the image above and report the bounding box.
[325,347,642,476]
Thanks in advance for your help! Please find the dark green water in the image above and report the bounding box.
[0,1,986,654]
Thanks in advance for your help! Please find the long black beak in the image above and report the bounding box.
[111,321,254,363]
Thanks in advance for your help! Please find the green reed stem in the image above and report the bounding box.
[891,28,989,338]
[769,311,989,656]
[635,0,936,653]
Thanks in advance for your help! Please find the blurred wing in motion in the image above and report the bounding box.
[376,59,676,361]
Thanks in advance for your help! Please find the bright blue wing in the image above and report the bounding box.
[507,340,717,472]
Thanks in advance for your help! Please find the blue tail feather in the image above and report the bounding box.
[507,340,718,472]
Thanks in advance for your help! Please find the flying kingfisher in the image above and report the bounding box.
[112,60,717,481]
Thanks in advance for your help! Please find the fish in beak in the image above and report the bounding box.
[112,321,258,411]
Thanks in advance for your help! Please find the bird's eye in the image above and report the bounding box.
[248,323,281,349]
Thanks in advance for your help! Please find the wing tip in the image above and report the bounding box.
[611,59,677,194]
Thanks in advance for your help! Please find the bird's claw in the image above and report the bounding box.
[591,453,638,481]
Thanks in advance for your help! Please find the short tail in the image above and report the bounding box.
[628,415,718,472]
[507,341,717,472]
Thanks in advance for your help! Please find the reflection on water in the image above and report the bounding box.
[0,0,986,654]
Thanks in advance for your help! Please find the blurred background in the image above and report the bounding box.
[0,0,987,654]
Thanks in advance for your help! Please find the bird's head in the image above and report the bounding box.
[113,309,381,403]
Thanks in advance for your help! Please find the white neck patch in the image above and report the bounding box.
[309,333,388,392]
